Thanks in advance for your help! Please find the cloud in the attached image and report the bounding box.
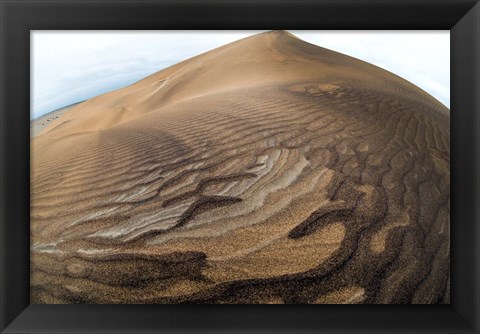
[294,31,450,107]
[31,30,449,119]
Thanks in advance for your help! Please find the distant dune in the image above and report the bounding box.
[31,101,83,137]
[31,31,450,304]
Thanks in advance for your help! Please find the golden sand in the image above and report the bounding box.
[30,31,450,304]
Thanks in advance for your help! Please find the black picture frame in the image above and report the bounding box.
[1,0,479,333]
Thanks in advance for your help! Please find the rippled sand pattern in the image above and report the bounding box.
[31,31,450,304]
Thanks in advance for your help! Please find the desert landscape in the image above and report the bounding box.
[31,31,450,304]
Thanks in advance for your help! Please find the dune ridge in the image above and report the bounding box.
[31,30,450,304]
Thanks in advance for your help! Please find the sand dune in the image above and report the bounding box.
[30,31,450,304]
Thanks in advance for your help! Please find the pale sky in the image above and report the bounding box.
[31,30,450,119]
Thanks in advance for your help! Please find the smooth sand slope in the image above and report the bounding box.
[31,31,450,304]
[31,102,83,137]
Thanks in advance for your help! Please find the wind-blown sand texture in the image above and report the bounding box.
[31,31,450,304]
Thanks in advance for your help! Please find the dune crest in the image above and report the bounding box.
[31,31,450,304]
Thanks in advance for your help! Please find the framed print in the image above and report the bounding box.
[1,0,479,333]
